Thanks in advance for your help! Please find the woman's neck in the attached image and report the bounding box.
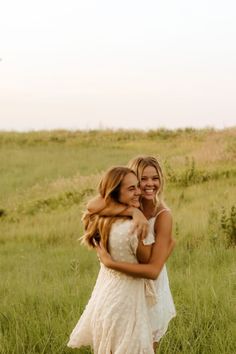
[141,199,165,219]
[141,199,158,219]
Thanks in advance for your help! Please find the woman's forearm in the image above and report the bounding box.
[106,260,158,280]
[94,205,141,217]
[87,195,106,214]
[105,239,175,280]
[87,195,136,217]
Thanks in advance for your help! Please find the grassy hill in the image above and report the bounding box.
[0,128,235,353]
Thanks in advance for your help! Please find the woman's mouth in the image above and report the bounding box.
[144,188,155,195]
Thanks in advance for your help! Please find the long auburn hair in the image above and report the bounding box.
[81,166,136,250]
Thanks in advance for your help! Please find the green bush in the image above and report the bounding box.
[220,206,236,247]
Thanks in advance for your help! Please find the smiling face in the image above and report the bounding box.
[140,165,160,200]
[127,156,164,207]
[118,172,141,208]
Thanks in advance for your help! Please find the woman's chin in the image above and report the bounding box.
[142,194,155,201]
[131,202,140,208]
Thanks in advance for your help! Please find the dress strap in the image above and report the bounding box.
[155,208,170,218]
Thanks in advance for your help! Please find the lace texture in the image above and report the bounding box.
[67,220,156,354]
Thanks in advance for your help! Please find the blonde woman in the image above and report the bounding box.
[88,156,176,351]
[67,166,157,354]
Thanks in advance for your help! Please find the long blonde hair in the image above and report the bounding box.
[81,166,136,250]
[128,155,165,207]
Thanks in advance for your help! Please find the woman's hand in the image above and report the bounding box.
[94,240,113,267]
[131,208,149,241]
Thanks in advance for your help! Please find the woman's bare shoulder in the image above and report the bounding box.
[155,203,171,217]
[154,206,172,230]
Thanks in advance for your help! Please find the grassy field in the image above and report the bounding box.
[0,128,235,354]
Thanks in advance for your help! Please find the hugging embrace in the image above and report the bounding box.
[67,155,176,354]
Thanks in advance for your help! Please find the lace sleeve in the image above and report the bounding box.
[142,226,155,245]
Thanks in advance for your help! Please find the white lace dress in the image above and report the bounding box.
[147,213,176,342]
[67,219,157,354]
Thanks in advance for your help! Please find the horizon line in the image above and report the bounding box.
[0,125,235,134]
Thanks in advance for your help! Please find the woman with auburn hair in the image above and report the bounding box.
[67,166,157,354]
[88,156,176,351]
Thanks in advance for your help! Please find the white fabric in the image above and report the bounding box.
[147,215,176,342]
[67,219,156,354]
[142,227,155,245]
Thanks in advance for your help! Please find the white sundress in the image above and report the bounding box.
[67,219,157,354]
[146,209,176,342]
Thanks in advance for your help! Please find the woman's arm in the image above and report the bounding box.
[87,195,135,217]
[87,194,136,216]
[136,239,152,264]
[96,211,175,280]
[87,195,149,240]
[87,195,108,214]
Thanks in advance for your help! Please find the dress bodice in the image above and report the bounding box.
[108,219,139,263]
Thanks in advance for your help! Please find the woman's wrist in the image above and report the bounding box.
[103,258,114,268]
[132,207,142,216]
[121,206,135,217]
[125,207,141,217]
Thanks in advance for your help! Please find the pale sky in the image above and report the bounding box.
[0,0,235,131]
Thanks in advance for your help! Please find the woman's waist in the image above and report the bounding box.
[99,265,158,306]
[100,263,139,280]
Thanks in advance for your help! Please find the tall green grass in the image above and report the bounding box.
[0,128,235,353]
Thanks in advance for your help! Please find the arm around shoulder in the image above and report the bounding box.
[87,195,128,216]
[87,195,106,214]
[96,210,176,280]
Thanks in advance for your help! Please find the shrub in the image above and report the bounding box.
[220,206,236,247]
[165,158,236,187]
